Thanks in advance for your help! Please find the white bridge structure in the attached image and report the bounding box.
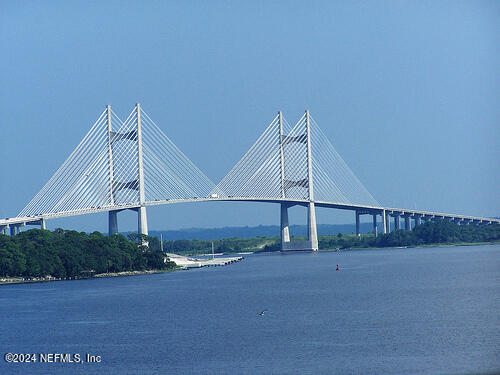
[1,104,498,251]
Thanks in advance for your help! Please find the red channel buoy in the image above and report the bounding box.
[336,264,339,271]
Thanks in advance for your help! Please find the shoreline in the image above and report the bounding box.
[333,240,500,252]
[2,241,498,285]
[310,240,499,253]
[210,240,500,256]
[0,268,178,286]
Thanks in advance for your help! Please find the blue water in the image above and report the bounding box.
[1,245,499,374]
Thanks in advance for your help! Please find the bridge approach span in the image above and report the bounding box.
[2,196,498,240]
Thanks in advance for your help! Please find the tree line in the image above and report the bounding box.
[160,236,274,255]
[155,221,500,254]
[1,221,498,278]
[0,229,175,279]
[280,221,499,251]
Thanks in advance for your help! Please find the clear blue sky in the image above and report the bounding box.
[1,1,498,232]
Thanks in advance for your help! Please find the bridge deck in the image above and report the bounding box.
[1,197,498,228]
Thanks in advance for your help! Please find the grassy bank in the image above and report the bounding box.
[162,221,500,255]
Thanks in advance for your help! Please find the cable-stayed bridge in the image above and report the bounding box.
[1,104,498,251]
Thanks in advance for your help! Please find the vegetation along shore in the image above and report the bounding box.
[157,220,499,255]
[1,221,498,284]
[0,230,176,284]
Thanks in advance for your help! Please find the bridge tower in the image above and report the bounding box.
[135,103,148,236]
[107,105,119,235]
[107,103,148,237]
[279,111,290,248]
[305,110,318,251]
[279,110,318,251]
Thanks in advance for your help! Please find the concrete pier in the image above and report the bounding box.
[166,253,243,269]
[372,213,378,237]
[404,215,411,231]
[394,214,400,230]
[307,202,318,251]
[381,209,387,234]
[280,203,290,248]
[355,211,360,237]
[414,215,422,226]
[138,206,148,236]
[109,210,118,235]
[10,224,22,236]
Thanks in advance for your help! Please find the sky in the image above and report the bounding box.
[1,1,498,233]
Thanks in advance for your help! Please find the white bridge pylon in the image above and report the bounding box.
[216,110,378,250]
[18,104,221,236]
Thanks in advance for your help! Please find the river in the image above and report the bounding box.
[1,244,499,374]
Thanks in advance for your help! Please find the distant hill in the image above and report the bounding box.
[135,223,378,241]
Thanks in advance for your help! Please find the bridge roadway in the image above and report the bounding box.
[1,196,498,236]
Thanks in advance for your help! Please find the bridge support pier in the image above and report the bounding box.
[415,215,422,226]
[10,224,22,236]
[385,212,391,232]
[280,203,290,248]
[372,213,378,237]
[307,202,318,251]
[109,210,119,235]
[280,203,318,251]
[394,214,400,230]
[355,211,360,237]
[381,209,387,234]
[404,215,411,231]
[138,206,148,236]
